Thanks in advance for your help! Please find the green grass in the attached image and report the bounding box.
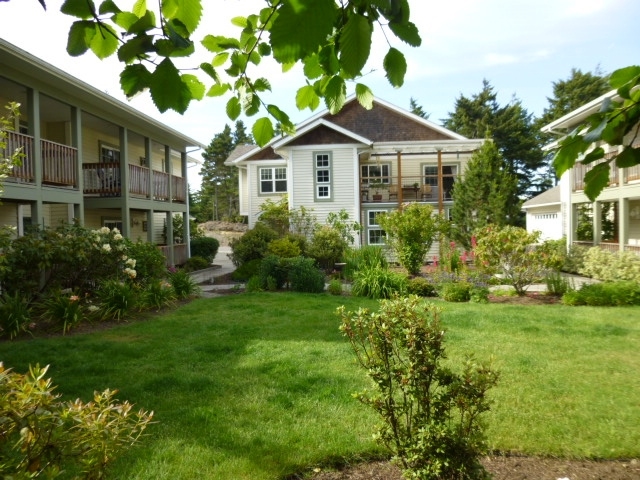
[1,293,639,479]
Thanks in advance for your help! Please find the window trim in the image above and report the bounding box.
[258,166,288,195]
[361,163,391,185]
[314,151,333,201]
[367,209,387,245]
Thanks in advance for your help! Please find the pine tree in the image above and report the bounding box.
[450,141,519,249]
[443,80,544,205]
[409,97,430,119]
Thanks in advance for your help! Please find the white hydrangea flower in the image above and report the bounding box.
[111,227,120,234]
[102,244,112,253]
[113,233,123,241]
[100,226,110,234]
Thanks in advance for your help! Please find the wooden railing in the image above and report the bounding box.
[172,175,186,202]
[360,175,454,203]
[42,139,77,186]
[83,163,121,195]
[2,130,35,183]
[573,241,640,254]
[129,164,150,198]
[153,171,170,201]
[157,243,188,266]
[573,155,619,191]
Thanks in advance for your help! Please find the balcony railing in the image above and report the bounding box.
[2,130,35,183]
[360,175,455,204]
[42,139,77,186]
[153,171,170,201]
[573,241,640,254]
[573,156,619,191]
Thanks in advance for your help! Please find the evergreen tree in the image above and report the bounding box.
[199,121,253,221]
[409,97,430,119]
[443,80,544,205]
[450,141,519,249]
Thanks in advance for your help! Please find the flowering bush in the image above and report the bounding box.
[41,290,84,334]
[579,247,640,282]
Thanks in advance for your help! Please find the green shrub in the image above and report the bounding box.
[182,255,211,272]
[259,255,290,290]
[40,290,84,335]
[439,281,472,302]
[0,292,32,340]
[307,226,348,271]
[267,237,302,258]
[0,363,153,479]
[351,266,407,299]
[126,239,167,284]
[343,245,388,281]
[190,237,220,263]
[288,257,326,293]
[169,270,201,299]
[141,280,176,310]
[563,243,588,274]
[470,285,490,303]
[406,276,437,297]
[245,275,263,293]
[327,279,343,296]
[545,271,574,296]
[232,258,262,281]
[338,295,498,480]
[562,281,640,307]
[579,247,640,282]
[560,290,584,306]
[229,223,279,267]
[96,280,137,320]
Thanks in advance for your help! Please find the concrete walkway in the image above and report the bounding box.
[188,246,242,297]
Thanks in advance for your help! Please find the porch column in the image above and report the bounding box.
[119,127,131,237]
[145,137,152,199]
[27,89,42,225]
[593,201,602,245]
[437,148,443,215]
[165,146,172,203]
[619,197,629,252]
[165,211,174,266]
[71,107,84,222]
[146,209,154,243]
[396,148,404,208]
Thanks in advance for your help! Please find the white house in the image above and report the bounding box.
[225,96,484,253]
[0,39,205,265]
[522,185,562,240]
[536,91,640,252]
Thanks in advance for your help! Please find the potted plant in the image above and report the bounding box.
[369,180,387,201]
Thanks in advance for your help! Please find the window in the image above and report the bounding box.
[260,167,287,194]
[314,152,332,200]
[103,219,123,232]
[367,210,387,245]
[100,143,120,163]
[361,164,391,184]
[423,164,458,200]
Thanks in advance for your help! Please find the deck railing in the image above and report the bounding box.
[129,164,150,197]
[360,175,454,204]
[41,139,78,186]
[153,171,170,201]
[172,175,186,202]
[573,241,640,254]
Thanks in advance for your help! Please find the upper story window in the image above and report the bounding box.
[361,164,391,184]
[100,143,120,163]
[315,152,332,200]
[423,164,458,200]
[260,167,287,194]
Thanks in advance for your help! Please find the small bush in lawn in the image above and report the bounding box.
[351,265,407,299]
[0,363,153,479]
[307,226,348,271]
[545,271,574,296]
[343,245,388,281]
[126,239,167,284]
[232,258,261,281]
[561,290,584,306]
[142,280,176,310]
[327,279,343,296]
[245,275,263,293]
[41,290,84,335]
[407,276,437,297]
[169,270,201,299]
[563,243,588,274]
[259,254,290,290]
[288,257,326,293]
[229,223,279,267]
[0,292,32,340]
[267,236,301,258]
[182,255,211,272]
[339,295,498,480]
[96,280,137,321]
[439,281,472,302]
[190,236,220,263]
[470,285,490,303]
[562,281,640,307]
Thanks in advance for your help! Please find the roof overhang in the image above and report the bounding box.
[271,118,373,149]
[540,90,618,135]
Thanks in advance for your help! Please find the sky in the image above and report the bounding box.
[1,0,638,192]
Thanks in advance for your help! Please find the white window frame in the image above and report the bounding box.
[367,210,387,245]
[361,163,391,184]
[100,142,120,163]
[314,151,332,200]
[259,166,287,194]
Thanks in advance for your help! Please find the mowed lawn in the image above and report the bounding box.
[1,293,638,480]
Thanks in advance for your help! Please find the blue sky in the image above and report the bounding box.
[1,0,638,191]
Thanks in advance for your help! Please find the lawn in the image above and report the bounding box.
[1,293,638,479]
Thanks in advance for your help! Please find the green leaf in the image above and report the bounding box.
[112,12,141,31]
[355,83,374,109]
[182,74,205,101]
[120,64,152,97]
[581,147,604,165]
[583,163,610,201]
[164,19,192,49]
[61,0,96,19]
[66,21,95,56]
[258,42,271,56]
[388,20,421,47]
[270,0,336,63]
[212,52,229,67]
[253,78,272,92]
[162,0,202,34]
[296,85,320,110]
[117,35,154,63]
[302,54,323,80]
[201,35,240,53]
[553,133,590,177]
[206,83,230,97]
[243,93,261,117]
[99,0,120,15]
[318,45,340,76]
[383,47,407,88]
[132,0,146,17]
[616,146,640,168]
[582,118,607,143]
[231,16,248,28]
[150,58,191,113]
[338,13,372,78]
[324,76,346,114]
[200,62,220,82]
[226,97,242,120]
[609,65,640,89]
[89,23,119,59]
[252,117,274,147]
[127,10,157,34]
[155,38,195,57]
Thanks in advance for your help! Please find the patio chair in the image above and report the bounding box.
[421,184,433,200]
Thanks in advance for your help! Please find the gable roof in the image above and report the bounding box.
[522,185,561,209]
[540,90,617,135]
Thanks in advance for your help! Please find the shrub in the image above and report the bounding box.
[406,276,437,297]
[229,223,279,267]
[95,280,137,320]
[190,237,220,263]
[307,226,348,271]
[288,257,326,293]
[439,281,472,302]
[169,269,201,299]
[579,247,640,282]
[40,290,84,334]
[327,279,343,296]
[126,239,167,284]
[0,292,32,340]
[563,243,588,274]
[141,280,176,310]
[338,296,498,480]
[182,255,211,272]
[267,237,302,258]
[343,245,388,281]
[545,271,574,296]
[351,266,407,299]
[0,363,153,479]
[232,258,262,281]
[562,281,640,307]
[245,275,263,293]
[258,255,290,290]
